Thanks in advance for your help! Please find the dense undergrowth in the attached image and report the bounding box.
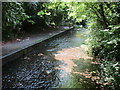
[2,2,69,41]
[98,60,120,89]
[89,25,120,61]
[87,19,120,90]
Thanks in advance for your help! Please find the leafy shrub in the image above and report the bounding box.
[88,25,120,61]
[2,2,29,41]
[98,60,120,89]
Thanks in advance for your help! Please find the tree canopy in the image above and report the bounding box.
[2,2,120,61]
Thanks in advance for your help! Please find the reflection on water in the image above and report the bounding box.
[3,29,99,89]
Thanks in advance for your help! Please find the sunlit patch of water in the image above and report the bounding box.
[54,46,93,73]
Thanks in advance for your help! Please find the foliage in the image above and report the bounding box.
[2,2,29,40]
[85,2,120,29]
[2,2,120,62]
[81,2,120,62]
[68,2,120,28]
[98,60,120,89]
[37,2,69,26]
[22,2,44,16]
[67,2,88,23]
[2,2,71,40]
[88,25,120,61]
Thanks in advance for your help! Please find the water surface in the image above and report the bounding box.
[3,29,99,89]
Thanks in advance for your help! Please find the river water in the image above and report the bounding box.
[2,29,100,89]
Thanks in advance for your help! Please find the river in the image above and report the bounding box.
[3,28,100,89]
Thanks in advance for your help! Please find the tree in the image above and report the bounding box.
[2,2,28,40]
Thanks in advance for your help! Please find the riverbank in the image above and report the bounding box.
[1,26,71,56]
[1,26,73,65]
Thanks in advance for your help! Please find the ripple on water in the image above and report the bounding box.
[3,30,99,88]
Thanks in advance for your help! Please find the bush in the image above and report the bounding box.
[89,24,120,61]
[2,2,29,41]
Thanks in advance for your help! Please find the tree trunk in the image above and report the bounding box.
[99,3,109,29]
